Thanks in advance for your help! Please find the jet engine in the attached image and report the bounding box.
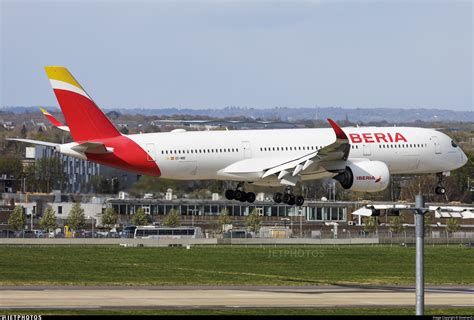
[333,160,390,193]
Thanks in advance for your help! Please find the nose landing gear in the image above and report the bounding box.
[435,173,446,195]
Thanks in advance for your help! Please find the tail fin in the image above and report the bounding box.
[44,66,121,141]
[40,107,70,132]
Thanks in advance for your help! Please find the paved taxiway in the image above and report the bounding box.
[0,285,472,309]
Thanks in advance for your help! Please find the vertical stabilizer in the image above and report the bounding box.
[44,66,121,141]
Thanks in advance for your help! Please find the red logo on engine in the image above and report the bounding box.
[349,132,407,144]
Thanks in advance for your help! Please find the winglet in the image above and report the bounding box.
[327,118,347,140]
[40,107,70,132]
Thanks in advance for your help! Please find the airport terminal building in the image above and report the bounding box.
[106,198,350,223]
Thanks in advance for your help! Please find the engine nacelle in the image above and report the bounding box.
[333,160,390,193]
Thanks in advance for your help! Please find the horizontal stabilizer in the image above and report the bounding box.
[6,138,59,147]
[71,142,114,154]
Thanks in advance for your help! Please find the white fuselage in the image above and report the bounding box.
[126,126,467,184]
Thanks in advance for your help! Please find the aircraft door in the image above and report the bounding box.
[363,144,371,156]
[242,141,252,159]
[431,136,441,154]
[145,143,156,161]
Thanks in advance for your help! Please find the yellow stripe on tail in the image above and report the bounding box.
[44,66,83,90]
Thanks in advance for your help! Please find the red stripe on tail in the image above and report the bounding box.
[52,89,120,142]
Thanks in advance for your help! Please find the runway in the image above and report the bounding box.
[0,285,472,310]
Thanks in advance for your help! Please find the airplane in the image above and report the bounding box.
[8,66,468,206]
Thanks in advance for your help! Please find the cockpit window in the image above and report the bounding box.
[451,140,458,148]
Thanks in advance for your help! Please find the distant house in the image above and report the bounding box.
[2,121,15,130]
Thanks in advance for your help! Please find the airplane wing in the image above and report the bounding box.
[220,118,350,186]
[40,108,70,132]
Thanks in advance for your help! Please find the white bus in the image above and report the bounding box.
[134,226,203,239]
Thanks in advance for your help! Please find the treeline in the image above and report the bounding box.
[0,155,65,193]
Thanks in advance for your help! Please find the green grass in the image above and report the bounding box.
[0,245,472,286]
[1,308,473,316]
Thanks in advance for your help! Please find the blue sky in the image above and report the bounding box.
[1,0,472,110]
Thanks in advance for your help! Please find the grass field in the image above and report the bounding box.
[0,245,472,286]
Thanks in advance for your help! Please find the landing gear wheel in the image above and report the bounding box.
[435,173,447,195]
[295,195,305,206]
[273,192,283,204]
[246,192,256,203]
[435,186,446,195]
[235,191,247,202]
[287,194,296,206]
[282,193,291,204]
[225,189,235,200]
[239,192,248,202]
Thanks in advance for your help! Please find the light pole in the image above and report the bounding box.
[352,199,473,316]
[88,216,95,238]
[350,198,426,314]
[414,195,426,316]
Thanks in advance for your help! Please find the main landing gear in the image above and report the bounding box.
[225,183,256,203]
[273,187,305,206]
[435,173,446,195]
